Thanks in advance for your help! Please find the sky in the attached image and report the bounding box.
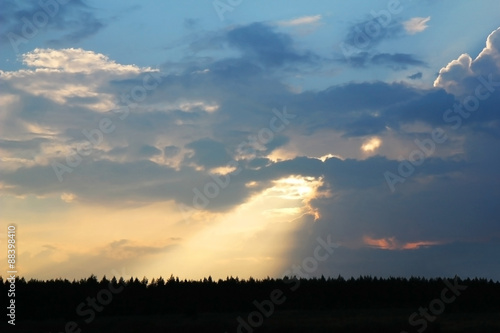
[1,0,500,282]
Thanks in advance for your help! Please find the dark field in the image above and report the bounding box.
[2,275,499,332]
[8,309,500,333]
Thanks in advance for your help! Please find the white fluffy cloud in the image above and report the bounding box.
[434,27,500,95]
[277,15,322,27]
[22,48,149,74]
[403,17,431,35]
[0,48,154,112]
[276,15,323,35]
[0,48,162,174]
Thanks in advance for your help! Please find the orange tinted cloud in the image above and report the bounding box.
[363,236,442,250]
[402,241,441,250]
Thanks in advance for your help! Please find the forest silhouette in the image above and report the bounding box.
[2,275,499,332]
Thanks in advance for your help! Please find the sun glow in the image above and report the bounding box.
[262,175,326,221]
[145,175,326,279]
[267,176,318,200]
[361,137,382,152]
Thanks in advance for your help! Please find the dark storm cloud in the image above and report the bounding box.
[164,145,180,157]
[299,167,500,263]
[138,144,162,158]
[0,158,197,207]
[226,22,316,67]
[280,153,500,279]
[209,58,264,80]
[287,240,500,280]
[382,88,455,127]
[316,81,420,112]
[184,138,232,169]
[338,14,430,71]
[342,16,404,51]
[182,22,317,72]
[408,72,423,80]
[292,76,500,137]
[46,10,104,46]
[339,52,426,70]
[371,53,426,68]
[290,81,423,136]
[0,0,105,51]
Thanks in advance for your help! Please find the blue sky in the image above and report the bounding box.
[1,0,500,281]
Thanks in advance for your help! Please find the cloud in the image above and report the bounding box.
[434,27,500,96]
[301,157,500,254]
[363,236,442,250]
[371,53,425,66]
[60,192,76,203]
[1,26,500,280]
[101,239,177,260]
[164,145,180,157]
[299,241,500,279]
[0,138,48,151]
[276,15,323,36]
[407,72,423,80]
[433,53,474,95]
[0,44,491,215]
[403,16,431,35]
[371,52,426,69]
[22,48,145,73]
[226,22,316,67]
[341,17,404,53]
[277,15,322,27]
[0,48,154,113]
[292,81,427,137]
[184,138,232,169]
[0,0,106,53]
[20,239,177,279]
[0,1,499,282]
[138,145,162,159]
[361,137,382,152]
[339,52,426,70]
[47,11,105,47]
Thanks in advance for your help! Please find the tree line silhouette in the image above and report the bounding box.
[2,274,499,322]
